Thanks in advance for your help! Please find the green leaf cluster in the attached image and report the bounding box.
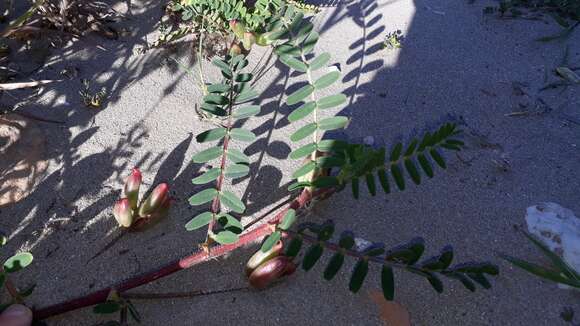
[187,54,259,245]
[282,220,498,301]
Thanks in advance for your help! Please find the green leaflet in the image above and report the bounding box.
[280,54,308,72]
[188,188,218,206]
[288,101,316,122]
[230,128,257,142]
[225,164,250,179]
[206,83,230,93]
[234,105,260,119]
[93,302,121,314]
[309,52,331,71]
[292,161,316,179]
[212,230,239,244]
[302,244,323,271]
[365,173,376,196]
[381,266,395,300]
[404,159,421,185]
[3,253,33,273]
[200,103,227,116]
[418,154,434,178]
[261,231,281,252]
[286,236,303,257]
[235,73,253,83]
[391,164,405,190]
[287,84,314,105]
[185,212,213,231]
[290,142,317,159]
[349,260,369,293]
[192,168,221,185]
[291,123,317,142]
[196,128,227,143]
[220,190,246,213]
[192,147,223,163]
[317,94,346,109]
[279,209,297,230]
[314,71,340,90]
[218,213,243,234]
[227,149,250,164]
[318,116,349,131]
[204,94,229,105]
[430,149,446,169]
[324,253,345,280]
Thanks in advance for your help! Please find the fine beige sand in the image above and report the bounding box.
[1,0,579,325]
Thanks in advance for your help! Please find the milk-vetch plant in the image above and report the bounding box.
[32,1,500,322]
[184,2,497,301]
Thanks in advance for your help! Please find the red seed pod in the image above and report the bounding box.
[113,198,133,227]
[132,196,172,231]
[123,168,142,210]
[248,256,294,290]
[138,183,169,218]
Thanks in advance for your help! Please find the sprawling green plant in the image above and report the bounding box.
[184,2,497,302]
[30,1,500,323]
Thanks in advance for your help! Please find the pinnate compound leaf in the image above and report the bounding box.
[185,212,213,231]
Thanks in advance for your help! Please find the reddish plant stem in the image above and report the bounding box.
[208,134,230,233]
[34,188,332,320]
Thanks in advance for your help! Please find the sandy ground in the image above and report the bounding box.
[1,0,580,325]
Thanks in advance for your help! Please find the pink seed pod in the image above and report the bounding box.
[245,241,284,276]
[113,198,133,227]
[123,168,142,210]
[132,196,172,231]
[248,256,295,290]
[138,183,169,218]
